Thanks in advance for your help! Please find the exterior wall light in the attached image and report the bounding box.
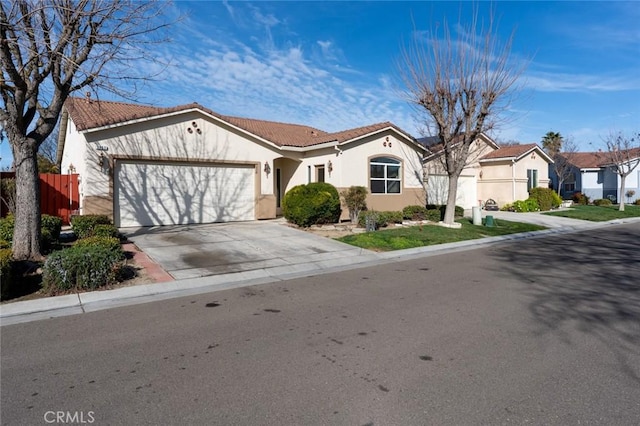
[264,161,271,176]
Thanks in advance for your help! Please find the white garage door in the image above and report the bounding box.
[427,174,477,209]
[114,161,255,227]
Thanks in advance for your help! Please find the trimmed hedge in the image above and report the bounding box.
[425,204,465,220]
[71,215,112,239]
[593,198,613,206]
[42,245,125,294]
[93,224,120,239]
[0,248,13,300]
[357,210,403,229]
[0,215,14,244]
[75,236,122,253]
[0,214,63,248]
[402,205,429,221]
[529,187,561,211]
[282,183,342,227]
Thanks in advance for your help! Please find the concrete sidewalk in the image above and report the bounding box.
[2,215,639,326]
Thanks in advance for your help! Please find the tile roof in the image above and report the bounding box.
[560,148,640,168]
[480,143,539,160]
[63,97,417,148]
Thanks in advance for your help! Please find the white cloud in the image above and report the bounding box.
[524,71,640,92]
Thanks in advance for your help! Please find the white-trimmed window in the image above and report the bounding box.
[370,157,401,194]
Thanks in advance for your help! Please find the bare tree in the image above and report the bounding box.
[399,10,526,224]
[1,0,171,260]
[602,131,640,212]
[550,136,578,198]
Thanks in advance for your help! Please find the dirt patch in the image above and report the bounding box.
[287,223,361,239]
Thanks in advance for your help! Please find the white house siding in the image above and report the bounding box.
[60,118,88,213]
[580,169,603,201]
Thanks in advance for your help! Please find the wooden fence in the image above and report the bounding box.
[0,172,80,225]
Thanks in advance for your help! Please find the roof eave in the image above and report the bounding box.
[76,107,284,151]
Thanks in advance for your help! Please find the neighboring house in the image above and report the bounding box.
[58,97,426,227]
[423,136,553,208]
[550,150,640,203]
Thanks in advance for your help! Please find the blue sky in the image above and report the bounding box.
[2,1,639,168]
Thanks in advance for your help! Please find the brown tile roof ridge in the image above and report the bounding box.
[481,143,539,160]
[65,97,214,131]
[64,97,417,148]
[561,148,640,168]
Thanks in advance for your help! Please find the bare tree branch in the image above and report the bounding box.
[602,130,640,212]
[1,0,174,260]
[398,9,527,224]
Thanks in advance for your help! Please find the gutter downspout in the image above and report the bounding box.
[512,159,516,201]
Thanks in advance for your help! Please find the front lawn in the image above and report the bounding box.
[543,204,640,221]
[337,219,546,252]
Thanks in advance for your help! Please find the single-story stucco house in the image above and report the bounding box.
[57,97,427,227]
[422,135,553,208]
[550,150,640,203]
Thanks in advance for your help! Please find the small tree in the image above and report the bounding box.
[399,10,526,224]
[602,131,640,212]
[340,186,368,224]
[551,136,578,198]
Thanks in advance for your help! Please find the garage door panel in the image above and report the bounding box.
[115,162,255,227]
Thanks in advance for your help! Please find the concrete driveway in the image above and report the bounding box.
[123,220,373,280]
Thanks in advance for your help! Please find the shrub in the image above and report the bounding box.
[42,245,124,294]
[41,214,63,249]
[0,214,63,249]
[0,215,14,244]
[358,211,379,229]
[572,192,590,205]
[509,198,540,212]
[340,186,368,224]
[0,248,14,300]
[93,224,120,239]
[593,198,613,206]
[358,210,403,229]
[71,215,112,239]
[282,183,341,227]
[425,204,465,220]
[426,209,442,222]
[635,199,640,206]
[75,236,123,253]
[529,187,561,211]
[402,205,429,221]
[378,211,403,225]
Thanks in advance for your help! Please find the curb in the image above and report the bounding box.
[2,217,639,325]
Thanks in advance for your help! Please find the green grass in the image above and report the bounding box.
[543,204,640,221]
[337,219,546,252]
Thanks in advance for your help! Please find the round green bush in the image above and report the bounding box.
[282,183,341,227]
[71,215,112,239]
[402,205,429,221]
[0,215,15,244]
[593,198,612,206]
[529,187,561,211]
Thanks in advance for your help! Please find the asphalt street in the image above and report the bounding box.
[2,223,639,425]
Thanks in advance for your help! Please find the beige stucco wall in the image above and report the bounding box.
[64,111,286,220]
[64,113,425,223]
[478,151,551,206]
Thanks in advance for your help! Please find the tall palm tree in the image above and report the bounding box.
[541,131,564,157]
